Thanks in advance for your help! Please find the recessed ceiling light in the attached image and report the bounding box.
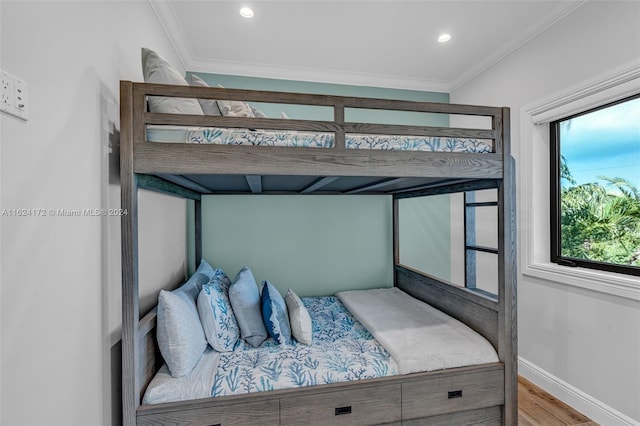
[240,7,254,18]
[438,34,452,43]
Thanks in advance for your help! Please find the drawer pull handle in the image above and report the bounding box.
[448,390,463,399]
[335,406,352,415]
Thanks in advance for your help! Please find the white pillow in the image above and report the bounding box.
[141,47,203,115]
[188,74,222,116]
[285,289,312,345]
[215,84,255,118]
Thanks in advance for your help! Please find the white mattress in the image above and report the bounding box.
[336,287,499,374]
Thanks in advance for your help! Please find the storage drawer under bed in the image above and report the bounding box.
[137,398,279,426]
[401,366,505,420]
[280,382,402,425]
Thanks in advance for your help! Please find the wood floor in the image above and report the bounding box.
[518,376,598,425]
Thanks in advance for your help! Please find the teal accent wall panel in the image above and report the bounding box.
[398,195,451,281]
[184,73,452,293]
[201,195,393,297]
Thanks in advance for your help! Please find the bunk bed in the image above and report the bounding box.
[120,80,517,426]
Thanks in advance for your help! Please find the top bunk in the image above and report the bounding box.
[119,81,510,196]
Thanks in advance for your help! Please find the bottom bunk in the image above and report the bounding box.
[135,262,507,425]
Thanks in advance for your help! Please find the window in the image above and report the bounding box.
[550,94,640,276]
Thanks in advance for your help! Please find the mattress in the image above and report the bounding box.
[337,288,499,374]
[143,296,397,404]
[143,289,499,405]
[147,126,493,153]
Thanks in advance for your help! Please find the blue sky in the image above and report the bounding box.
[560,97,640,190]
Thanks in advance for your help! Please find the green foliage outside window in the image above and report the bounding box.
[560,164,640,266]
[552,95,639,275]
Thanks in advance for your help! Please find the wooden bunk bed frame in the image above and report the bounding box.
[120,81,517,426]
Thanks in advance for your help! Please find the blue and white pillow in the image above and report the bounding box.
[197,269,240,352]
[228,267,268,348]
[261,280,291,345]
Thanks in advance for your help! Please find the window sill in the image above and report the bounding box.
[522,261,640,301]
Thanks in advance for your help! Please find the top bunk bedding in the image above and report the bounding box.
[126,48,508,189]
[147,125,493,153]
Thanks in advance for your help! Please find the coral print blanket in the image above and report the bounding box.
[210,296,397,396]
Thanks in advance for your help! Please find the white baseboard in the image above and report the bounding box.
[518,357,639,426]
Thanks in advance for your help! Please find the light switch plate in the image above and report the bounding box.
[1,69,28,121]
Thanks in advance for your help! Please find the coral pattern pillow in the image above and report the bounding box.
[197,269,240,352]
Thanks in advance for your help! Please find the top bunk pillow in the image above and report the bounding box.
[188,74,222,116]
[141,47,204,115]
[228,267,268,348]
[187,74,270,120]
[156,259,216,377]
[216,89,255,118]
[261,280,291,345]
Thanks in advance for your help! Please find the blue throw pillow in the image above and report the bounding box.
[197,269,240,352]
[228,267,268,348]
[179,259,217,301]
[261,280,291,345]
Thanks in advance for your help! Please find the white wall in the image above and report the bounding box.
[0,2,186,425]
[451,2,640,424]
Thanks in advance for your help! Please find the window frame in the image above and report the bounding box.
[549,94,640,277]
[520,60,640,301]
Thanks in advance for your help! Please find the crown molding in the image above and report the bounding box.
[187,56,450,92]
[147,0,191,73]
[449,1,587,91]
[149,0,585,93]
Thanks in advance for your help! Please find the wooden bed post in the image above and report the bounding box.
[392,197,400,285]
[194,198,202,267]
[497,107,518,425]
[120,81,140,426]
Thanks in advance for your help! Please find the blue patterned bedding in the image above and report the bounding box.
[180,127,492,153]
[210,296,397,397]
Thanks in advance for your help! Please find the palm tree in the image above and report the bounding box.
[561,177,640,266]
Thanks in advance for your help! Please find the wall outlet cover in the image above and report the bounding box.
[0,69,28,121]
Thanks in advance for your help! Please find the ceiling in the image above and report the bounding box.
[149,0,585,93]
